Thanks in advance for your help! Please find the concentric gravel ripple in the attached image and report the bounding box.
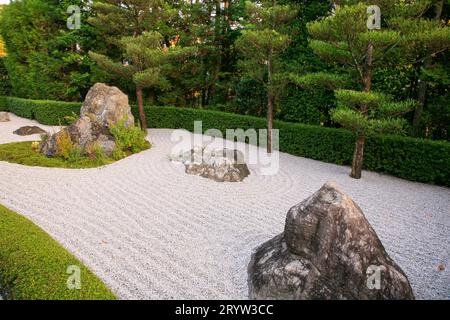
[0,115,449,300]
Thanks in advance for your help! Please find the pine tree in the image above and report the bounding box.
[292,1,450,179]
[235,0,298,153]
[88,0,177,130]
[89,31,197,130]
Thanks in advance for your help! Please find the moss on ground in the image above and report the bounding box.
[0,141,113,169]
[0,204,116,300]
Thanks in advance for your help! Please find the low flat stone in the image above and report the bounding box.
[0,112,10,122]
[13,126,47,136]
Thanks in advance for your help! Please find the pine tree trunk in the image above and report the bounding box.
[136,87,147,131]
[350,135,365,179]
[412,73,428,136]
[267,93,274,154]
[350,42,374,179]
[267,41,274,154]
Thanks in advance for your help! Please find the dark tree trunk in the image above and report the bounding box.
[412,73,428,136]
[350,135,366,179]
[267,41,274,153]
[136,87,147,131]
[350,42,374,179]
[267,93,274,154]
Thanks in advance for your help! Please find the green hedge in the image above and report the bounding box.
[0,96,81,125]
[1,96,449,186]
[0,96,7,111]
[0,204,116,300]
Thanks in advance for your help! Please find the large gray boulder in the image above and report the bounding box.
[248,182,415,300]
[41,83,134,157]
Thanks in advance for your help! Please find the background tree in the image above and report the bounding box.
[0,0,100,100]
[88,0,178,130]
[90,31,196,130]
[0,4,10,96]
[235,0,298,153]
[293,1,450,178]
[278,0,334,125]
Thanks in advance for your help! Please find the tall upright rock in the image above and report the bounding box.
[248,182,415,300]
[41,83,135,157]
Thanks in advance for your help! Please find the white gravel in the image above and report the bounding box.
[0,113,449,300]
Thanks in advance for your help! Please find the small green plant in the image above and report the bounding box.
[86,142,108,164]
[55,130,83,162]
[63,111,80,125]
[110,116,150,160]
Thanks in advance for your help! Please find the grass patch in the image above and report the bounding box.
[0,204,116,300]
[0,141,114,169]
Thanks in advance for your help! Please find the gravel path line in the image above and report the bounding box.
[0,113,449,300]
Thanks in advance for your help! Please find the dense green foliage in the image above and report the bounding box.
[0,0,103,101]
[0,203,116,299]
[0,57,11,96]
[294,0,450,178]
[1,1,446,140]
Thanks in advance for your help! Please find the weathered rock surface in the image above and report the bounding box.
[172,147,250,182]
[41,83,134,157]
[248,182,415,300]
[13,126,47,136]
[0,112,10,122]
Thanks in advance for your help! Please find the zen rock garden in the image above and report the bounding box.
[0,0,448,302]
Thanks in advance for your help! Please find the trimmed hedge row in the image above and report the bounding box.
[0,96,81,125]
[0,204,116,300]
[1,96,449,186]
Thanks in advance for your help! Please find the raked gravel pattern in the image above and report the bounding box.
[0,113,449,300]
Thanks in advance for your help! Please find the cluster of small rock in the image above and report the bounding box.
[172,147,250,182]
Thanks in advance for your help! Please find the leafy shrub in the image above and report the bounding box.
[54,130,82,162]
[86,142,108,164]
[109,117,150,160]
[64,111,80,125]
